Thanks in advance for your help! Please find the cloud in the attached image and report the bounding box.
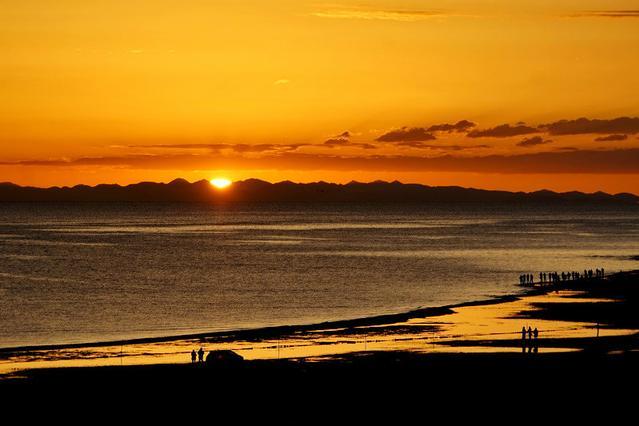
[376,127,436,142]
[312,8,447,22]
[394,141,489,151]
[517,136,552,147]
[7,149,639,174]
[323,138,348,147]
[323,131,376,149]
[427,120,476,133]
[554,147,579,152]
[231,144,305,153]
[540,117,639,135]
[594,134,628,142]
[566,10,639,18]
[467,124,540,138]
[131,143,309,153]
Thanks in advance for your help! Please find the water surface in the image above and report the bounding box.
[1,202,637,348]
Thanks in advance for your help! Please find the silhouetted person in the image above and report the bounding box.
[198,347,205,362]
[533,328,538,340]
[191,349,197,363]
[521,326,526,341]
[527,326,533,340]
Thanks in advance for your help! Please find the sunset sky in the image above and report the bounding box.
[2,0,639,193]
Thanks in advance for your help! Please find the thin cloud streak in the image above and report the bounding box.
[565,10,639,18]
[311,7,449,22]
[393,141,489,151]
[5,149,639,174]
[131,143,311,153]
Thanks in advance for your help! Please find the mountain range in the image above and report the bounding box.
[0,179,637,204]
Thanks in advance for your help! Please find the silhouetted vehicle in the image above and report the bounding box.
[206,350,244,367]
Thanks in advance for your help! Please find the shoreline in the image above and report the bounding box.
[1,270,637,383]
[0,290,532,355]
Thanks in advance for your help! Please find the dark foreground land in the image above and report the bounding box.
[2,351,638,412]
[2,271,639,408]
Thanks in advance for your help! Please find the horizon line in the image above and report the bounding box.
[1,177,637,197]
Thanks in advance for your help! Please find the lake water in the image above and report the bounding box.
[1,202,638,348]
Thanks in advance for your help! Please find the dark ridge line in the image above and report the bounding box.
[0,178,637,204]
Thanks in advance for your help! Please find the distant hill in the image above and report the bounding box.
[0,179,637,205]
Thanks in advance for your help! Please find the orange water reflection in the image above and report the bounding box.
[0,291,633,375]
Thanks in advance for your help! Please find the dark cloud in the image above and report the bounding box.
[323,138,348,147]
[467,124,539,138]
[594,134,628,142]
[6,149,639,174]
[376,127,436,142]
[323,131,377,149]
[540,117,639,135]
[426,120,476,133]
[517,136,552,147]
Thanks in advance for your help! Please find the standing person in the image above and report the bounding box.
[198,347,205,362]
[191,349,197,363]
[528,326,533,340]
[533,328,538,340]
[521,326,526,341]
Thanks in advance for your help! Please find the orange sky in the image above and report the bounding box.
[2,1,639,193]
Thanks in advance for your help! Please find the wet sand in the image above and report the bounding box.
[1,270,638,394]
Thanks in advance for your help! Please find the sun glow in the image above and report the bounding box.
[210,178,232,189]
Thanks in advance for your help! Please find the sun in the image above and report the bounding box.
[210,178,232,189]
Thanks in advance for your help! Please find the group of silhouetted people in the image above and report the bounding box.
[521,326,539,353]
[519,267,605,286]
[191,347,205,363]
[519,274,535,285]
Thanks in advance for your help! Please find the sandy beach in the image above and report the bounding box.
[2,270,638,394]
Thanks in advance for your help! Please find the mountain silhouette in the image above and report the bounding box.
[0,179,637,204]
